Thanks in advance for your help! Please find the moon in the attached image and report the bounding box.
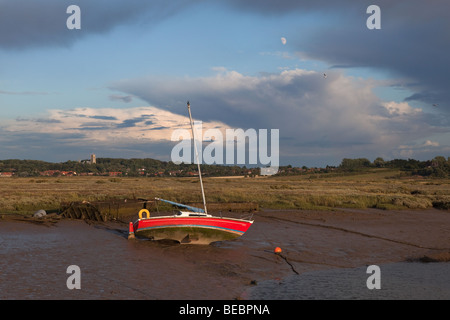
[281,37,287,45]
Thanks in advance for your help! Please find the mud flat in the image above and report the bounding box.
[0,208,449,300]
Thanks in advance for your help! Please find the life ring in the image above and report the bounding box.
[138,209,150,219]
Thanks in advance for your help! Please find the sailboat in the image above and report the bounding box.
[128,102,254,244]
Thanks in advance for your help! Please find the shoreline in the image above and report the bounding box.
[2,207,450,264]
[1,172,449,215]
[1,208,449,299]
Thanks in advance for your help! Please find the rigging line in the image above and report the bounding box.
[187,101,207,215]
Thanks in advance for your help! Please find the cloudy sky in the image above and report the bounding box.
[0,0,448,167]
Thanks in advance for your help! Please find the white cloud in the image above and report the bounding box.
[3,106,230,145]
[396,139,444,159]
[424,140,439,147]
[399,140,440,150]
[382,101,422,116]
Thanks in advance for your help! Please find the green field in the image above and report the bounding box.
[0,168,449,215]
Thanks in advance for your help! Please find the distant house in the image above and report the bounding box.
[40,170,61,176]
[0,172,13,177]
[61,171,76,176]
[108,172,122,177]
[169,170,182,176]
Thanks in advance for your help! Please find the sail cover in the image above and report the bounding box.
[155,197,205,213]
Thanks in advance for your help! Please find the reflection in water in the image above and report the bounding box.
[246,262,450,300]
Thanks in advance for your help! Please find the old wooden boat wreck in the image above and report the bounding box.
[128,102,254,244]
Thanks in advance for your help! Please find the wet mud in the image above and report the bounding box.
[1,208,449,299]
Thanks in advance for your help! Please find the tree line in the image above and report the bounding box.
[337,156,450,177]
[0,158,259,177]
[0,156,448,178]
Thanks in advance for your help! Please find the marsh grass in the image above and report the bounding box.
[0,168,449,215]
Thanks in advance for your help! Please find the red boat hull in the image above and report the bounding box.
[132,216,253,244]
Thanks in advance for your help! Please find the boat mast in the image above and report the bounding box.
[187,101,208,214]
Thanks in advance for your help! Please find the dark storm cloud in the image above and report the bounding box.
[15,117,62,124]
[225,0,365,14]
[78,123,111,130]
[115,115,152,129]
[111,69,381,150]
[116,118,140,129]
[109,94,133,103]
[226,0,450,111]
[88,115,118,121]
[0,0,198,50]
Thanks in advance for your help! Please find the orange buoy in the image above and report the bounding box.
[274,247,282,254]
[128,222,135,240]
